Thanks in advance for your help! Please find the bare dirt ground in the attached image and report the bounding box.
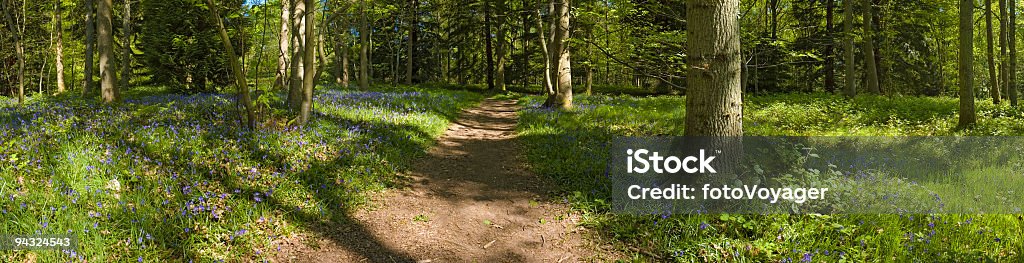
[274,99,607,262]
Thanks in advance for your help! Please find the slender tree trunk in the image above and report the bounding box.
[276,0,291,90]
[51,0,66,94]
[1010,0,1018,106]
[550,0,572,109]
[98,0,118,103]
[359,0,370,89]
[288,0,306,110]
[1000,0,1008,100]
[495,0,506,91]
[685,0,742,136]
[206,0,256,129]
[872,0,885,93]
[987,0,1000,103]
[120,0,131,89]
[823,0,835,93]
[843,0,855,96]
[300,0,316,124]
[316,27,328,82]
[84,0,96,96]
[958,0,977,128]
[862,0,879,94]
[406,0,417,85]
[485,1,495,90]
[334,11,350,87]
[536,9,554,99]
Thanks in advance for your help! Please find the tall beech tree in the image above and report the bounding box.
[546,0,572,109]
[1009,0,1018,106]
[987,0,999,103]
[957,0,976,128]
[84,0,96,96]
[54,0,66,94]
[98,0,118,103]
[843,0,855,97]
[684,0,742,136]
[120,0,132,89]
[862,0,879,94]
[299,0,317,124]
[276,0,292,90]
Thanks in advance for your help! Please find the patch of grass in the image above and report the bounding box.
[517,93,1024,262]
[0,86,482,262]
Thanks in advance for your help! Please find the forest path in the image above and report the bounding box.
[276,99,597,262]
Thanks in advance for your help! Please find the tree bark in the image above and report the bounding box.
[1010,0,1018,106]
[958,0,977,128]
[549,0,572,109]
[334,6,350,87]
[684,0,743,136]
[987,0,1000,103]
[84,0,96,96]
[98,0,118,103]
[55,0,66,94]
[300,0,316,124]
[495,0,506,91]
[276,0,291,90]
[359,0,370,89]
[206,0,256,129]
[1000,0,1008,101]
[843,0,856,97]
[120,0,131,89]
[862,0,879,94]
[823,0,835,93]
[288,0,306,110]
[485,0,495,90]
[536,9,554,99]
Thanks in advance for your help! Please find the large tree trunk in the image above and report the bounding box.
[485,1,495,90]
[288,0,306,110]
[359,0,370,89]
[119,0,131,89]
[1010,0,1018,106]
[206,0,256,129]
[843,0,856,97]
[553,0,572,109]
[276,0,291,90]
[823,0,835,93]
[684,0,742,136]
[84,0,96,96]
[958,0,977,128]
[2,0,24,104]
[98,0,118,103]
[405,0,417,85]
[862,0,879,94]
[987,0,1000,103]
[55,0,66,94]
[544,0,572,109]
[300,0,316,124]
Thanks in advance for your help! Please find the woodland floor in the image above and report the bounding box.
[272,99,601,262]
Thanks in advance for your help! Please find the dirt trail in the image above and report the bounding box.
[276,99,598,262]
